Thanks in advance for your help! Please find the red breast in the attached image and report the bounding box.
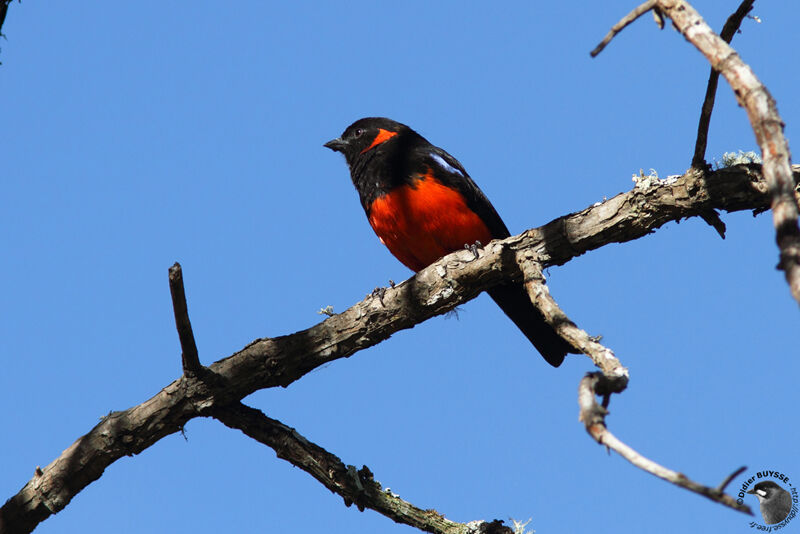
[367,169,493,272]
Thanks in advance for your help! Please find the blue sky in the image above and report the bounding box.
[2,1,798,533]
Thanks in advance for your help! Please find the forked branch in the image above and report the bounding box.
[692,0,755,168]
[593,0,800,304]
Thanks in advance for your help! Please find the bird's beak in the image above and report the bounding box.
[324,137,347,152]
[746,489,755,494]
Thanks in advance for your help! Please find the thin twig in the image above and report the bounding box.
[691,0,755,168]
[168,262,202,374]
[699,210,727,239]
[0,0,12,37]
[590,0,657,57]
[718,465,748,493]
[212,402,513,534]
[578,374,752,515]
[516,258,629,385]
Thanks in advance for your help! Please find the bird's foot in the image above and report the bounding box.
[370,286,387,306]
[464,240,482,260]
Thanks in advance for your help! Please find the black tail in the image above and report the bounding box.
[487,282,574,367]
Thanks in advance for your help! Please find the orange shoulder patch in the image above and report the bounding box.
[360,128,399,154]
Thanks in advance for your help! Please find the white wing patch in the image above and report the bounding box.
[430,153,464,177]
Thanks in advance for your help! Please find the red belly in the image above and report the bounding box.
[367,171,493,272]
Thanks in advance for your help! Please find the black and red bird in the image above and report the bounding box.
[325,117,574,367]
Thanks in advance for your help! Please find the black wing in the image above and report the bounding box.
[415,144,511,239]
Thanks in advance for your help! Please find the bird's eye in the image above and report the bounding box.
[354,128,364,138]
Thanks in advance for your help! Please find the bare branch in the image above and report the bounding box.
[655,0,800,303]
[668,3,800,302]
[718,466,748,493]
[584,2,796,509]
[0,0,12,37]
[671,3,800,300]
[590,0,657,57]
[168,262,203,375]
[0,0,18,66]
[1,4,793,533]
[578,374,752,515]
[516,259,628,386]
[692,0,755,168]
[212,403,513,534]
[514,261,749,513]
[592,0,800,303]
[1,164,792,534]
[699,210,727,238]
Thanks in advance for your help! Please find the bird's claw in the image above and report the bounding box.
[464,240,482,260]
[370,286,387,306]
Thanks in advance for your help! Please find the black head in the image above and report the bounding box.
[747,481,785,499]
[324,117,415,168]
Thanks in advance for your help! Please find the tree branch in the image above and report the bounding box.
[212,403,513,534]
[0,0,12,38]
[516,258,628,386]
[658,1,800,304]
[718,466,748,493]
[691,0,754,238]
[168,262,203,375]
[0,0,17,65]
[691,0,755,168]
[590,0,658,57]
[585,3,797,507]
[516,259,747,514]
[593,0,800,303]
[578,374,752,514]
[1,163,794,534]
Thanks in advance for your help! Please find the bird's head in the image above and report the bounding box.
[747,481,784,502]
[324,117,411,168]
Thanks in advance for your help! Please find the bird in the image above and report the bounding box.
[324,117,576,367]
[747,481,793,524]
